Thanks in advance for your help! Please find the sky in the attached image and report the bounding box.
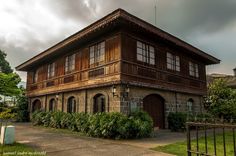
[0,0,236,81]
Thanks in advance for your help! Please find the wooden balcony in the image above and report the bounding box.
[27,61,121,97]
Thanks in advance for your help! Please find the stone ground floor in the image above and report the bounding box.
[29,85,204,128]
[14,123,174,156]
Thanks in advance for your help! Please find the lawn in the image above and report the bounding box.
[152,132,235,156]
[0,143,45,156]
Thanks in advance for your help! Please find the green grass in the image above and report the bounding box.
[152,132,235,156]
[0,143,44,156]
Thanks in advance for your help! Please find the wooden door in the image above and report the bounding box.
[143,94,165,128]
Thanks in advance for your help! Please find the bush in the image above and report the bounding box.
[31,111,153,139]
[168,112,187,132]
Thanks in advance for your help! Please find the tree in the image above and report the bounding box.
[204,79,236,119]
[0,73,21,97]
[0,50,13,74]
[16,88,29,122]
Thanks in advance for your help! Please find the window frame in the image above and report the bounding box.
[136,41,155,65]
[47,62,55,79]
[32,69,39,83]
[65,54,76,73]
[189,61,199,78]
[166,52,180,72]
[89,41,105,67]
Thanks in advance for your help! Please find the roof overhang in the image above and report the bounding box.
[16,8,220,71]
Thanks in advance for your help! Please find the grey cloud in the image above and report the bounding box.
[156,0,236,36]
[1,0,236,82]
[43,0,99,24]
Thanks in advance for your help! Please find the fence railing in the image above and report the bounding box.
[186,119,236,156]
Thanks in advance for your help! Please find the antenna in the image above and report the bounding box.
[155,5,157,26]
[154,0,158,26]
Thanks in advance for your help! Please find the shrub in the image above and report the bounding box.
[31,111,46,126]
[168,112,187,132]
[74,113,89,133]
[49,111,64,128]
[31,111,153,139]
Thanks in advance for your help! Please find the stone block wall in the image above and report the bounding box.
[29,84,204,128]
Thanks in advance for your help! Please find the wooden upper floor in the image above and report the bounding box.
[16,9,220,97]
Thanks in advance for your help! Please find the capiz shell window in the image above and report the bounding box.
[137,41,155,65]
[47,62,55,78]
[167,52,180,71]
[65,54,75,73]
[89,41,105,66]
[189,61,199,78]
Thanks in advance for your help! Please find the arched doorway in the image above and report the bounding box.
[143,94,165,128]
[49,99,56,112]
[67,97,76,113]
[93,94,105,113]
[32,99,41,112]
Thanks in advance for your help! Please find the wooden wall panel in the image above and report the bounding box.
[81,48,89,70]
[105,35,120,63]
[120,32,207,93]
[56,58,65,76]
[76,52,82,71]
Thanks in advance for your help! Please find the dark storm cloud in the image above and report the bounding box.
[1,0,236,81]
[44,0,99,24]
[156,0,236,36]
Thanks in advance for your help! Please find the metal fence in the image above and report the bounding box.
[186,119,236,156]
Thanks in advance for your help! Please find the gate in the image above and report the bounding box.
[186,119,236,156]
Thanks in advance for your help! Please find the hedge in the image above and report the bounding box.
[32,111,153,139]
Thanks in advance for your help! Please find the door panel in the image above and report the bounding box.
[143,94,165,128]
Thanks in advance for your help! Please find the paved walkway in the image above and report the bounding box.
[15,123,174,156]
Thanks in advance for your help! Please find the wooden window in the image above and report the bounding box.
[47,62,55,78]
[89,41,105,66]
[65,54,75,73]
[167,52,180,71]
[189,61,199,78]
[32,70,39,83]
[137,41,155,65]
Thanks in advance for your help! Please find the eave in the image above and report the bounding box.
[16,8,220,71]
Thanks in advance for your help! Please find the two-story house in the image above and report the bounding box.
[16,9,220,128]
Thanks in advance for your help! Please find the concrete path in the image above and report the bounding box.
[14,123,174,156]
[116,130,186,149]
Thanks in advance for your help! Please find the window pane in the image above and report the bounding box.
[150,58,155,65]
[137,48,142,54]
[167,63,172,69]
[137,54,142,61]
[149,46,154,52]
[150,51,154,58]
[176,56,180,66]
[167,52,172,58]
[137,41,142,48]
[176,66,180,72]
[100,42,105,48]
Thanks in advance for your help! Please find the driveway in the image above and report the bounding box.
[14,123,174,156]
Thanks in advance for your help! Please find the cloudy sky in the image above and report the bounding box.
[1,0,236,81]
